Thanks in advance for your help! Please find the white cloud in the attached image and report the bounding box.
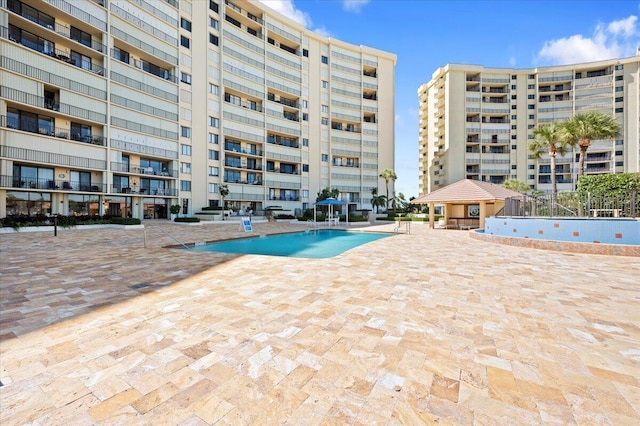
[536,15,639,65]
[257,0,312,27]
[343,0,371,12]
[509,56,517,67]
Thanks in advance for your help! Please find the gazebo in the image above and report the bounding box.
[314,198,348,225]
[413,179,523,229]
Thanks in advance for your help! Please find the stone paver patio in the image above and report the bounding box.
[1,221,639,425]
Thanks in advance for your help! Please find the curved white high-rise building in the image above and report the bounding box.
[418,56,639,195]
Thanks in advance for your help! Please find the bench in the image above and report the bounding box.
[591,209,620,218]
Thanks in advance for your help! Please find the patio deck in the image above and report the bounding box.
[1,221,639,424]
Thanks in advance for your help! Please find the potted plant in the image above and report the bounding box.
[169,204,181,221]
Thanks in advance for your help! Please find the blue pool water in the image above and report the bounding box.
[188,229,393,258]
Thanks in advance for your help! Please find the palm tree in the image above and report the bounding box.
[370,188,386,213]
[379,168,397,212]
[529,122,572,202]
[563,112,622,178]
[219,184,229,221]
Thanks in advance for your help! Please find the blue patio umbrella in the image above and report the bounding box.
[314,198,348,225]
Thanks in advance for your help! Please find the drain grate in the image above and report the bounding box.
[130,283,150,290]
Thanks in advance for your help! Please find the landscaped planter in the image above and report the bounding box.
[0,224,144,233]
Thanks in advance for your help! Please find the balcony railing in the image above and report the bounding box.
[3,175,106,192]
[1,86,107,123]
[110,162,177,178]
[111,185,176,196]
[267,135,299,149]
[223,178,263,185]
[110,49,177,83]
[224,144,263,156]
[269,195,300,201]
[3,26,105,75]
[265,167,300,175]
[224,161,263,171]
[1,115,107,146]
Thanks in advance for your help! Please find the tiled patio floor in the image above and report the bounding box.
[1,221,639,424]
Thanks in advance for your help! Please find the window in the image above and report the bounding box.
[321,80,328,89]
[511,144,517,150]
[209,166,219,176]
[181,163,191,174]
[302,138,309,146]
[528,124,534,129]
[302,100,308,108]
[615,96,623,102]
[615,64,624,70]
[511,95,517,100]
[615,75,623,81]
[511,75,517,80]
[209,117,219,127]
[209,34,219,46]
[181,18,192,31]
[615,86,624,92]
[209,133,219,144]
[511,125,517,130]
[209,1,218,13]
[527,94,535,99]
[181,144,192,156]
[181,126,191,138]
[615,107,623,113]
[302,113,308,121]
[528,74,535,79]
[70,26,91,47]
[511,135,517,140]
[528,105,535,110]
[208,183,219,193]
[511,105,516,110]
[528,175,535,180]
[210,17,219,29]
[303,49,308,57]
[321,55,328,64]
[528,164,535,170]
[511,115,517,120]
[321,154,328,162]
[528,84,535,89]
[181,180,191,191]
[615,161,623,167]
[511,165,517,170]
[511,85,516,90]
[181,72,192,84]
[321,117,328,125]
[615,150,623,156]
[528,114,535,119]
[615,140,623,145]
[180,35,190,48]
[321,105,329,113]
[209,83,219,95]
[208,150,219,160]
[225,93,241,106]
[302,164,309,172]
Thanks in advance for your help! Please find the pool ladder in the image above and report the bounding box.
[394,220,410,234]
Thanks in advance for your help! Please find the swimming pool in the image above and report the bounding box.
[188,229,393,258]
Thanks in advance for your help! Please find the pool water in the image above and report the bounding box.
[188,229,393,258]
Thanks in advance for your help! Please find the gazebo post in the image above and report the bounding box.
[479,201,487,229]
[429,202,435,229]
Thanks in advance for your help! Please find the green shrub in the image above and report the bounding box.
[201,206,223,211]
[274,214,295,219]
[110,217,141,225]
[174,217,200,223]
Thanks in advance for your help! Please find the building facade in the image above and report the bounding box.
[0,0,396,219]
[418,56,639,196]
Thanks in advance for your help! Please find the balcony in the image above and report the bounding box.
[224,144,262,156]
[224,160,263,171]
[110,162,177,178]
[269,195,300,201]
[3,25,106,75]
[267,93,299,109]
[267,134,299,148]
[111,48,176,83]
[112,185,176,196]
[265,167,300,175]
[1,115,107,146]
[4,175,106,192]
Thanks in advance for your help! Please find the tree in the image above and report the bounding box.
[370,187,386,213]
[502,179,530,194]
[379,168,397,212]
[316,187,339,202]
[563,112,622,178]
[219,184,229,221]
[529,122,572,202]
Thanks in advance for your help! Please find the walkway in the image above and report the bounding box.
[1,222,638,424]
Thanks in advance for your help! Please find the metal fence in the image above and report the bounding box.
[500,191,639,218]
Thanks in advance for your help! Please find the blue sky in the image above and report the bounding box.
[258,0,640,198]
